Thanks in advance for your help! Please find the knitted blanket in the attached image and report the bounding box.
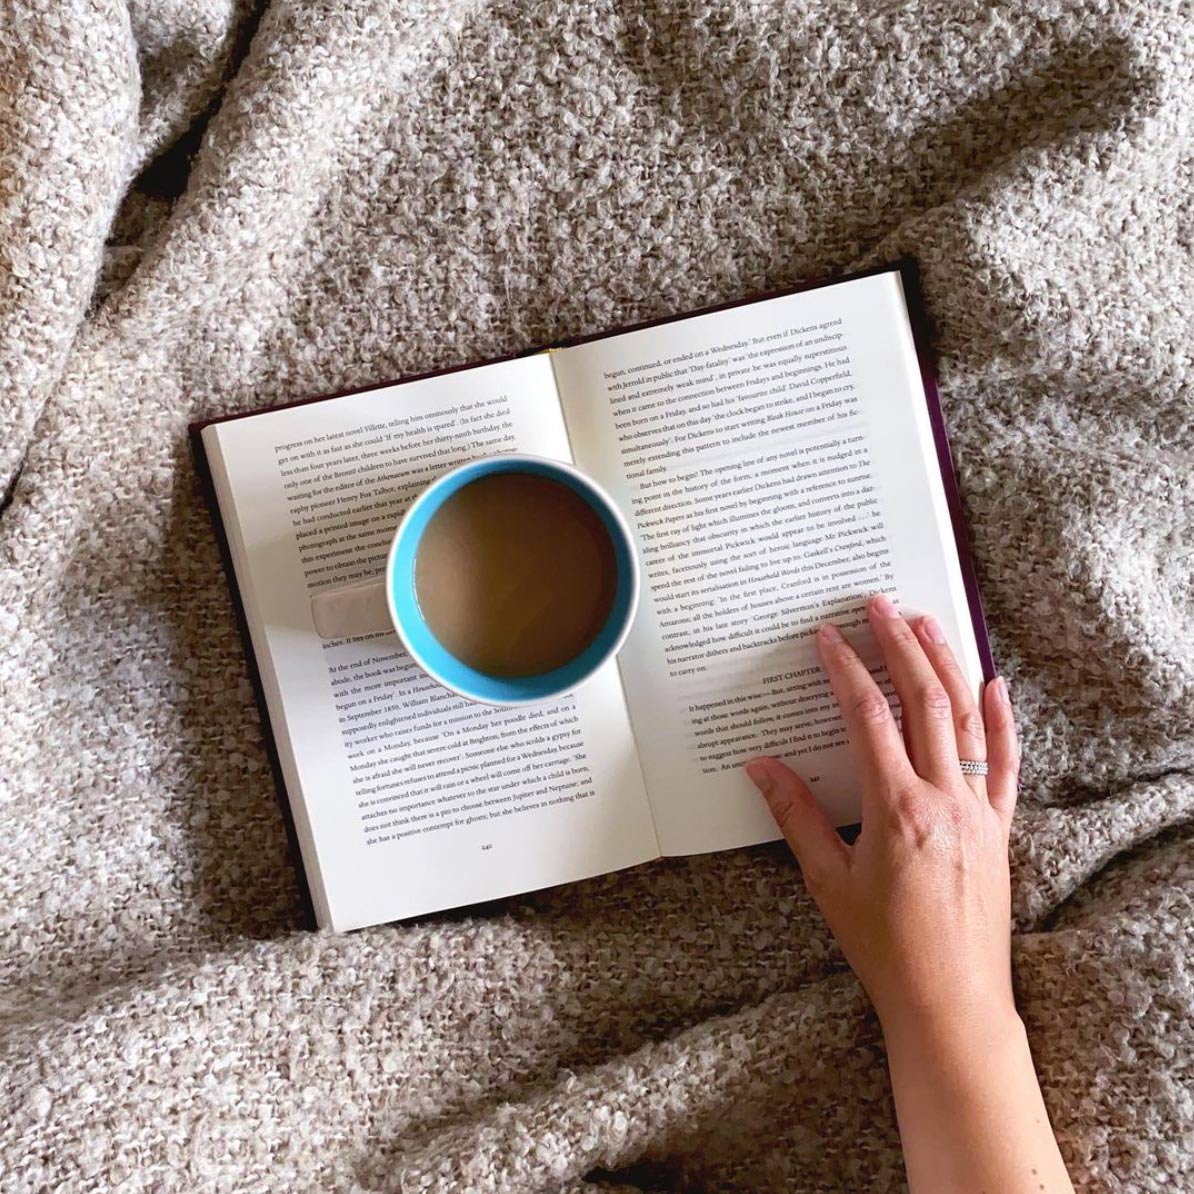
[2,2,1192,1190]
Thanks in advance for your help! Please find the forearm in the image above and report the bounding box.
[881,1007,1074,1194]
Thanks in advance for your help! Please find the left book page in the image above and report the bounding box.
[201,354,659,931]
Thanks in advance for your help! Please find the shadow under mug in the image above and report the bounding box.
[309,454,640,706]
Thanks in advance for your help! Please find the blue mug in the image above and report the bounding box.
[310,454,640,705]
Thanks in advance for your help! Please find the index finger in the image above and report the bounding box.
[817,622,917,808]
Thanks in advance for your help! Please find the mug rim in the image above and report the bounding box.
[384,453,640,706]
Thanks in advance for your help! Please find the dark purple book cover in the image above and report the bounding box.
[192,258,995,927]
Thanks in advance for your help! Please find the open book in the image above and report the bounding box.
[194,263,992,932]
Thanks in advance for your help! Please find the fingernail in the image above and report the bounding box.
[818,623,843,644]
[994,676,1010,705]
[745,761,775,795]
[920,615,946,644]
[871,593,897,618]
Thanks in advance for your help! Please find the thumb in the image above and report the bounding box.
[745,756,849,887]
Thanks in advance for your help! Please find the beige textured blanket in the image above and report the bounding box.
[2,2,1192,1190]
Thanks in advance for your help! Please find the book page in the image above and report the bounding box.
[204,353,658,930]
[551,270,982,854]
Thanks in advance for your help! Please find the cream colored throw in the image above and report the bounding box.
[1,2,1192,1190]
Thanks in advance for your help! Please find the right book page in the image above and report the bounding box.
[551,267,987,854]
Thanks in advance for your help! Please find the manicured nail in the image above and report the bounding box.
[920,615,946,644]
[871,593,897,618]
[818,622,843,644]
[745,761,775,795]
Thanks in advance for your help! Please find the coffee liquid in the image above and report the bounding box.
[414,472,618,678]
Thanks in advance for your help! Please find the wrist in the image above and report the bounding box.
[878,994,1026,1066]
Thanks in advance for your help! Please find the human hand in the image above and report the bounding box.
[746,596,1072,1193]
[745,593,1019,1039]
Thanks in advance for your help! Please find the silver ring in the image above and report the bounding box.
[959,759,989,777]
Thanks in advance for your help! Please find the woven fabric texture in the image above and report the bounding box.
[1,2,1192,1190]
